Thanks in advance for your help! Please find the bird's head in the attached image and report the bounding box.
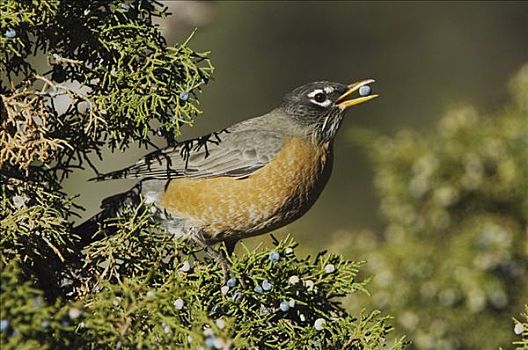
[280,80,378,142]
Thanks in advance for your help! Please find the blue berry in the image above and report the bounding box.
[226,278,237,288]
[231,292,242,302]
[205,336,216,348]
[220,285,229,295]
[314,318,326,330]
[268,251,280,262]
[32,297,43,307]
[52,66,66,83]
[121,3,130,11]
[5,29,16,39]
[279,301,290,312]
[179,91,189,101]
[359,85,371,97]
[210,304,221,315]
[254,285,263,293]
[261,279,272,291]
[0,319,8,332]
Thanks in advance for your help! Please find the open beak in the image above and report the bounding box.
[335,79,378,110]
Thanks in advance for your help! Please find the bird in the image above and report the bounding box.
[74,79,378,275]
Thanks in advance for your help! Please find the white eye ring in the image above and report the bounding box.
[310,98,331,107]
[308,89,331,107]
[307,89,323,98]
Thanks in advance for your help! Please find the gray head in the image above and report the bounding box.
[280,80,377,142]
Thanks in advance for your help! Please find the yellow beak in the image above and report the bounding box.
[335,79,378,110]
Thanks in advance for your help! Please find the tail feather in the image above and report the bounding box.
[73,211,107,247]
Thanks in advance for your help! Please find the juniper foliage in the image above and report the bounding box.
[512,305,528,350]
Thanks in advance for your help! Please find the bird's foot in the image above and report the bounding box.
[214,249,247,288]
[192,233,248,287]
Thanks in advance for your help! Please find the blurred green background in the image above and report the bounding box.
[66,1,528,248]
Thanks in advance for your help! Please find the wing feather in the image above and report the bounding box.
[92,128,285,181]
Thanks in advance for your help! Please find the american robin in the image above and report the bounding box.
[75,79,377,273]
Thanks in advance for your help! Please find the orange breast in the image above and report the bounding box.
[161,137,332,241]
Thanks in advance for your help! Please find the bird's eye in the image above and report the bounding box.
[314,92,326,103]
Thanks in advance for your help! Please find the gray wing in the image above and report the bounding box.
[93,128,285,181]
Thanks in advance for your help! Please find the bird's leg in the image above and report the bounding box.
[224,238,239,256]
[222,238,248,288]
[191,231,231,283]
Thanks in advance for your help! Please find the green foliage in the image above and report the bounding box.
[68,204,405,349]
[512,305,528,350]
[1,1,404,349]
[1,0,213,181]
[0,259,83,350]
[2,199,406,349]
[0,177,79,299]
[76,234,405,349]
[345,65,528,349]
